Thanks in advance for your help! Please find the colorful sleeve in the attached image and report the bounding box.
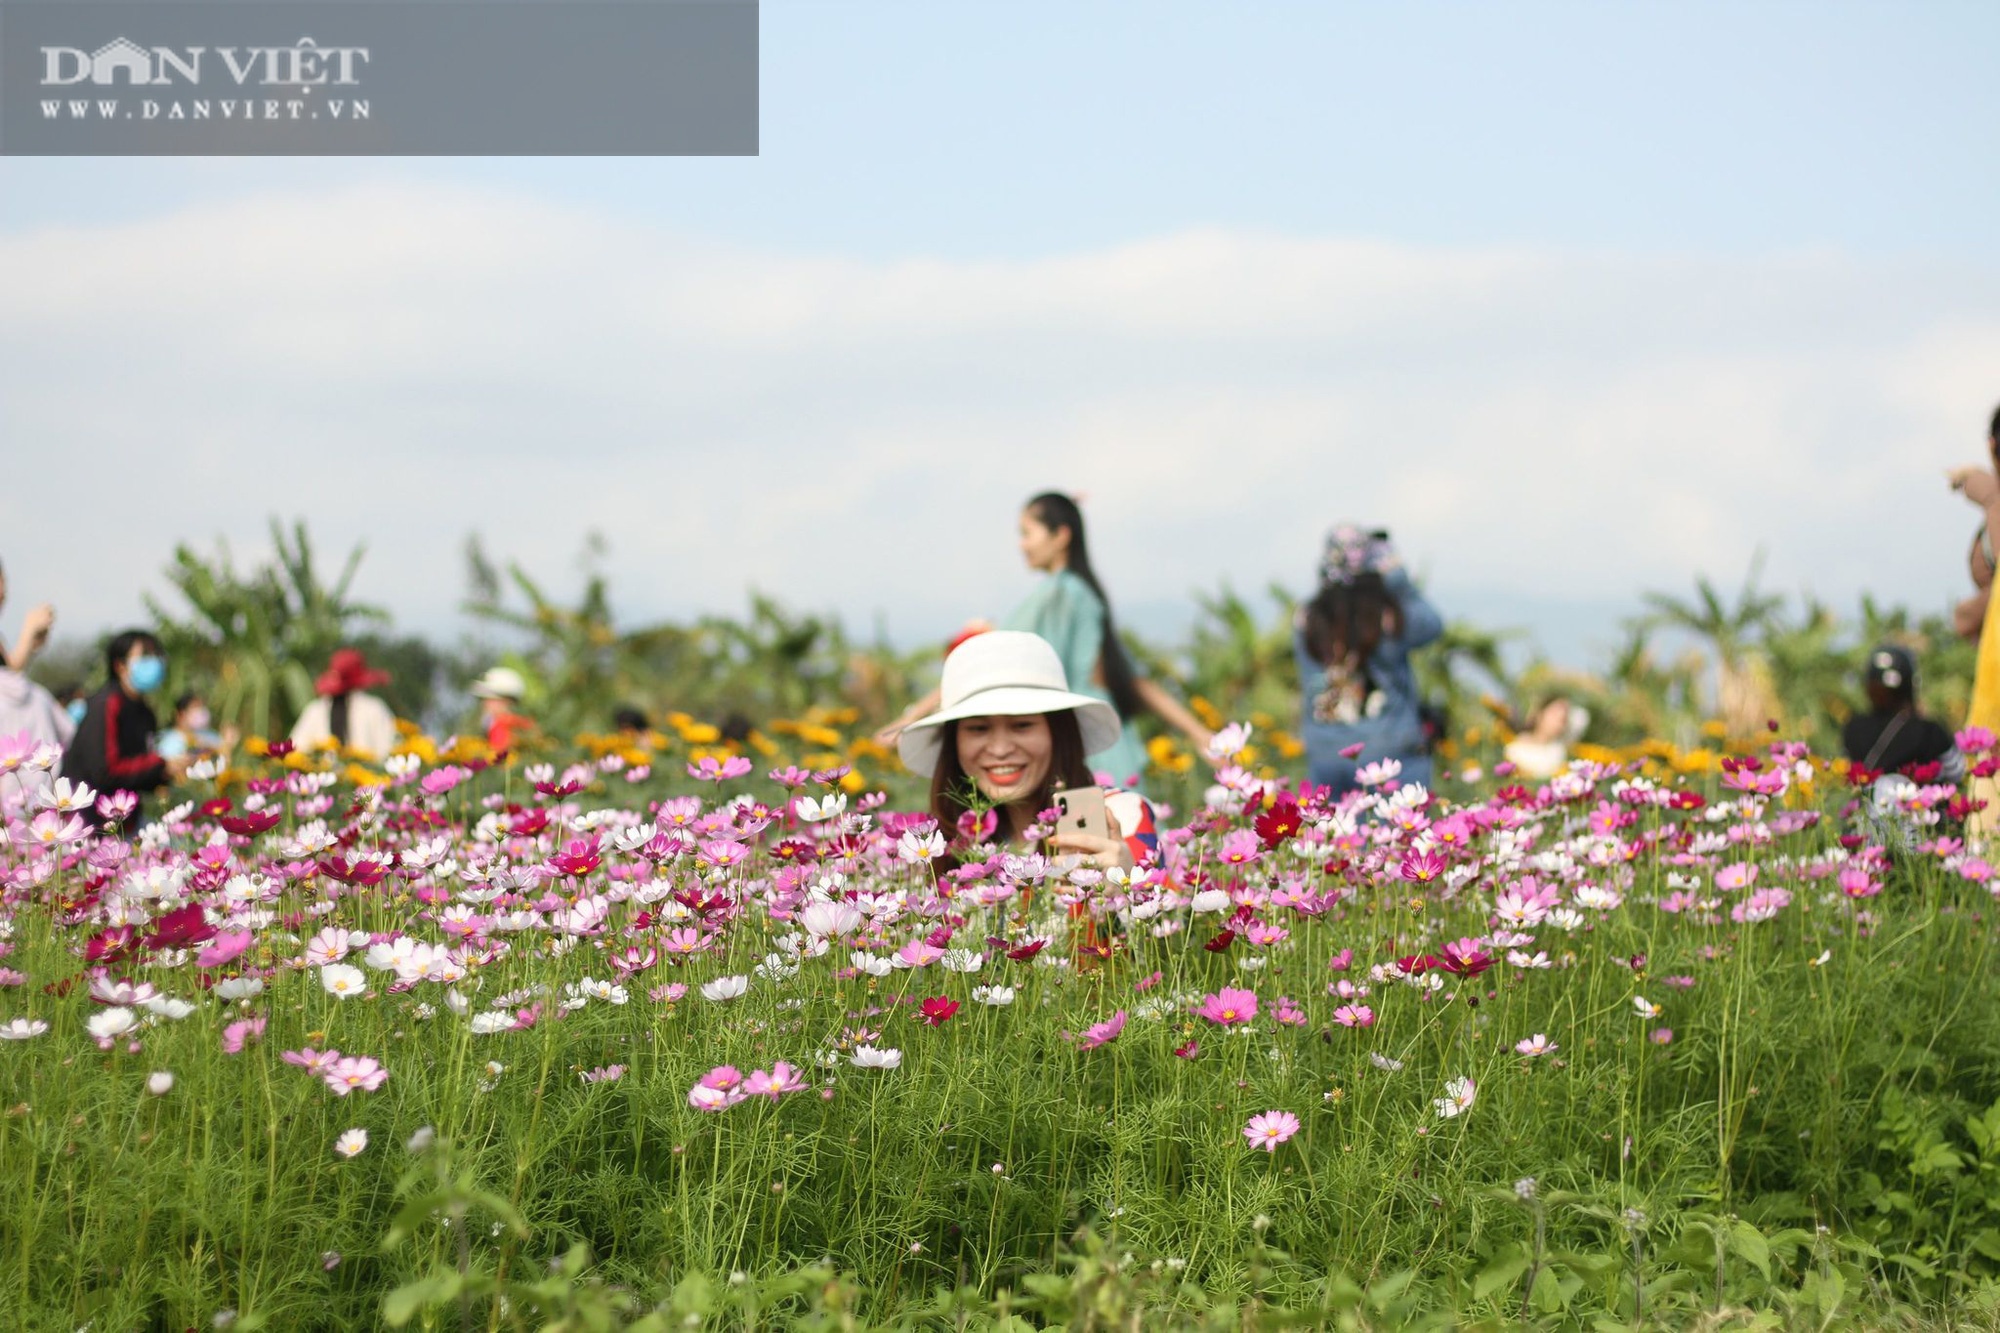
[1106,790,1160,866]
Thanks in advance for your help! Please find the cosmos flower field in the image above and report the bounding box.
[5,728,2000,1329]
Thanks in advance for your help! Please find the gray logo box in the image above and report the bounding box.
[1,0,757,155]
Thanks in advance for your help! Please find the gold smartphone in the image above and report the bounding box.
[1052,786,1110,842]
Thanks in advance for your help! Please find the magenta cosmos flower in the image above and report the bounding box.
[1243,1110,1300,1152]
[1076,1010,1127,1051]
[1196,987,1258,1026]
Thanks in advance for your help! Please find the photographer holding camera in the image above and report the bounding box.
[1294,525,1443,798]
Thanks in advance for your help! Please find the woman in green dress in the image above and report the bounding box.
[881,492,1213,790]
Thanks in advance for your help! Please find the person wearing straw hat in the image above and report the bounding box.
[290,647,400,760]
[471,665,535,756]
[898,631,1159,869]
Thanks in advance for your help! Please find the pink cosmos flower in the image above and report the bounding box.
[743,1063,807,1098]
[1218,831,1263,866]
[282,1047,342,1074]
[896,939,946,969]
[700,1065,744,1092]
[1273,998,1307,1028]
[1196,987,1258,1026]
[1327,948,1354,971]
[1514,1033,1557,1057]
[196,930,254,969]
[580,1065,627,1084]
[1244,920,1290,948]
[688,1083,738,1111]
[220,1015,266,1054]
[1173,1038,1199,1059]
[650,982,689,1004]
[687,756,753,783]
[1134,970,1162,993]
[1076,1010,1127,1050]
[1837,866,1880,899]
[919,996,960,1026]
[1714,863,1758,891]
[1649,1027,1674,1045]
[323,1055,389,1095]
[1333,1004,1375,1028]
[1242,1110,1300,1151]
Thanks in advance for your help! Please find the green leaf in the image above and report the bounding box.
[1366,1269,1416,1309]
[1730,1219,1772,1280]
[1472,1246,1530,1302]
[382,1271,461,1326]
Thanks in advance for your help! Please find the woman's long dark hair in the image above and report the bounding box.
[1026,492,1146,722]
[329,694,351,746]
[928,709,1094,844]
[1302,573,1405,680]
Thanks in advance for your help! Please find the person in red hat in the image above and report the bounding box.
[289,647,401,760]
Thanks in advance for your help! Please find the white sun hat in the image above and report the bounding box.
[470,666,527,701]
[897,631,1122,778]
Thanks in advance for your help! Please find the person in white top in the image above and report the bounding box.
[290,648,401,760]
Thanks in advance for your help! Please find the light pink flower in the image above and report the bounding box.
[1242,1110,1300,1151]
[323,1055,389,1095]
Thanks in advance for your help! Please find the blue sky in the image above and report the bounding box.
[3,0,1998,676]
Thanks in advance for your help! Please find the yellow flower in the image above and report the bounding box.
[1699,719,1729,739]
[1269,731,1305,759]
[1189,695,1224,730]
[344,762,389,788]
[838,770,867,794]
[243,736,270,757]
[1146,735,1193,775]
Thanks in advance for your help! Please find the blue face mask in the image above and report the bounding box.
[66,698,86,725]
[128,655,166,693]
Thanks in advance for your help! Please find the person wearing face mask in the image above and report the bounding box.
[60,629,188,827]
[156,692,232,762]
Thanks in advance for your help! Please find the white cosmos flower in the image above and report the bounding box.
[468,1012,515,1034]
[146,1070,175,1096]
[849,1045,902,1069]
[1188,889,1232,914]
[971,985,1015,1006]
[797,793,847,823]
[1368,1051,1404,1072]
[798,900,862,938]
[1433,1076,1477,1118]
[0,1017,49,1040]
[87,1007,138,1043]
[940,948,983,974]
[700,975,749,1002]
[1632,995,1661,1019]
[849,951,893,978]
[142,996,197,1020]
[213,977,263,1001]
[334,1128,369,1158]
[320,964,367,999]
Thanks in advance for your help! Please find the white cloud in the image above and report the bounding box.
[2,180,1995,671]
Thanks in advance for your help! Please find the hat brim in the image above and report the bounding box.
[470,684,519,701]
[897,685,1123,778]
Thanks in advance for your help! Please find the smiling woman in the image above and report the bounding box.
[895,631,1158,867]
